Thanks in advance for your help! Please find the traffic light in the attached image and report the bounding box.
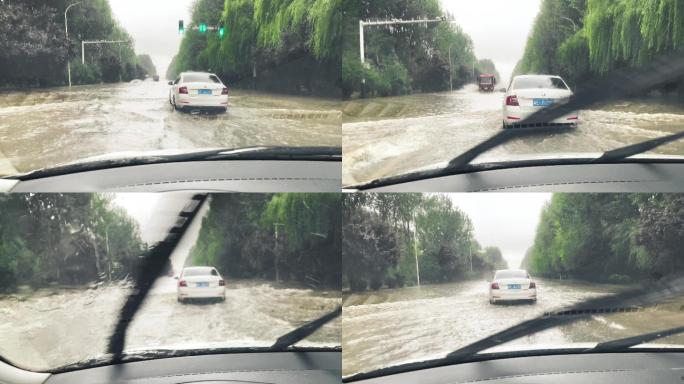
[219,26,225,38]
[199,23,207,33]
[178,20,184,35]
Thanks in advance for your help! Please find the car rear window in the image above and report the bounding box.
[495,270,529,279]
[512,77,568,90]
[182,74,220,83]
[183,267,214,276]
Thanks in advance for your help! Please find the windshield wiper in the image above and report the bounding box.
[590,325,684,353]
[108,194,208,362]
[5,146,341,181]
[595,130,684,162]
[272,306,342,350]
[344,274,684,382]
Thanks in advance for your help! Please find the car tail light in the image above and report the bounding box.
[491,282,499,289]
[505,95,519,106]
[529,282,536,288]
[179,280,187,287]
[221,87,229,95]
[218,279,225,286]
[179,86,188,94]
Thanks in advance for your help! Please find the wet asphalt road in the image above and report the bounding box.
[0,278,340,371]
[342,278,684,377]
[0,80,341,176]
[343,85,684,185]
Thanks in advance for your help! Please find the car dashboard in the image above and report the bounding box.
[348,352,684,384]
[351,162,684,192]
[0,160,341,193]
[0,351,341,384]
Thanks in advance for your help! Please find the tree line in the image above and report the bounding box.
[167,0,342,97]
[0,0,155,87]
[522,194,684,283]
[341,0,500,99]
[0,194,146,292]
[515,0,684,96]
[189,194,341,289]
[343,194,507,292]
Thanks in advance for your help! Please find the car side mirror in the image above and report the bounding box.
[168,81,173,86]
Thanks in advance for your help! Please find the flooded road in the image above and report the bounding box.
[342,279,684,377]
[343,85,684,185]
[0,81,341,176]
[0,278,340,371]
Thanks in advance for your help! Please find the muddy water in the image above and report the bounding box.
[342,279,684,377]
[0,278,340,371]
[343,85,684,185]
[0,81,341,175]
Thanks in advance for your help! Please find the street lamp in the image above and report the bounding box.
[65,1,83,88]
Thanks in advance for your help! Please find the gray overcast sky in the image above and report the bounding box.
[448,193,551,269]
[440,0,541,86]
[109,0,193,77]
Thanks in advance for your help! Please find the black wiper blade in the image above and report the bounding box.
[108,194,208,362]
[272,306,342,350]
[596,130,684,162]
[591,325,684,352]
[7,146,341,181]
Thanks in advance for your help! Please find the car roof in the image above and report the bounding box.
[180,72,216,76]
[513,74,562,79]
[182,266,215,271]
[495,269,528,273]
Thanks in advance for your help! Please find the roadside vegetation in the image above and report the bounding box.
[515,0,684,96]
[342,0,499,99]
[0,0,155,87]
[189,194,341,289]
[343,194,507,292]
[522,194,684,283]
[0,194,146,292]
[168,0,342,97]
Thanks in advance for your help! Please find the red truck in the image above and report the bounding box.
[478,74,496,92]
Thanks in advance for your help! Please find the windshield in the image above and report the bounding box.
[0,193,341,372]
[342,0,684,186]
[512,76,568,90]
[0,0,341,177]
[342,192,684,377]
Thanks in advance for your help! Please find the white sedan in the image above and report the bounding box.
[488,269,537,304]
[503,75,578,128]
[169,72,229,112]
[176,266,226,303]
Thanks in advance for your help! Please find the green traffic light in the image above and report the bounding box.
[199,23,207,33]
[219,27,225,38]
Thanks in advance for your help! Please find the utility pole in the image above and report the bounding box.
[448,44,453,92]
[273,223,285,283]
[413,213,420,287]
[64,1,83,88]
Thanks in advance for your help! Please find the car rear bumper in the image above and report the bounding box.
[176,94,229,109]
[178,286,225,299]
[503,106,578,128]
[490,289,537,302]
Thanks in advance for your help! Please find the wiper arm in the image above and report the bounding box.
[595,130,684,162]
[591,325,684,352]
[446,50,684,172]
[107,194,208,362]
[271,306,342,350]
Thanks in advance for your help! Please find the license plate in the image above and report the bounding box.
[508,284,521,289]
[198,89,212,95]
[533,98,554,107]
[196,282,209,287]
